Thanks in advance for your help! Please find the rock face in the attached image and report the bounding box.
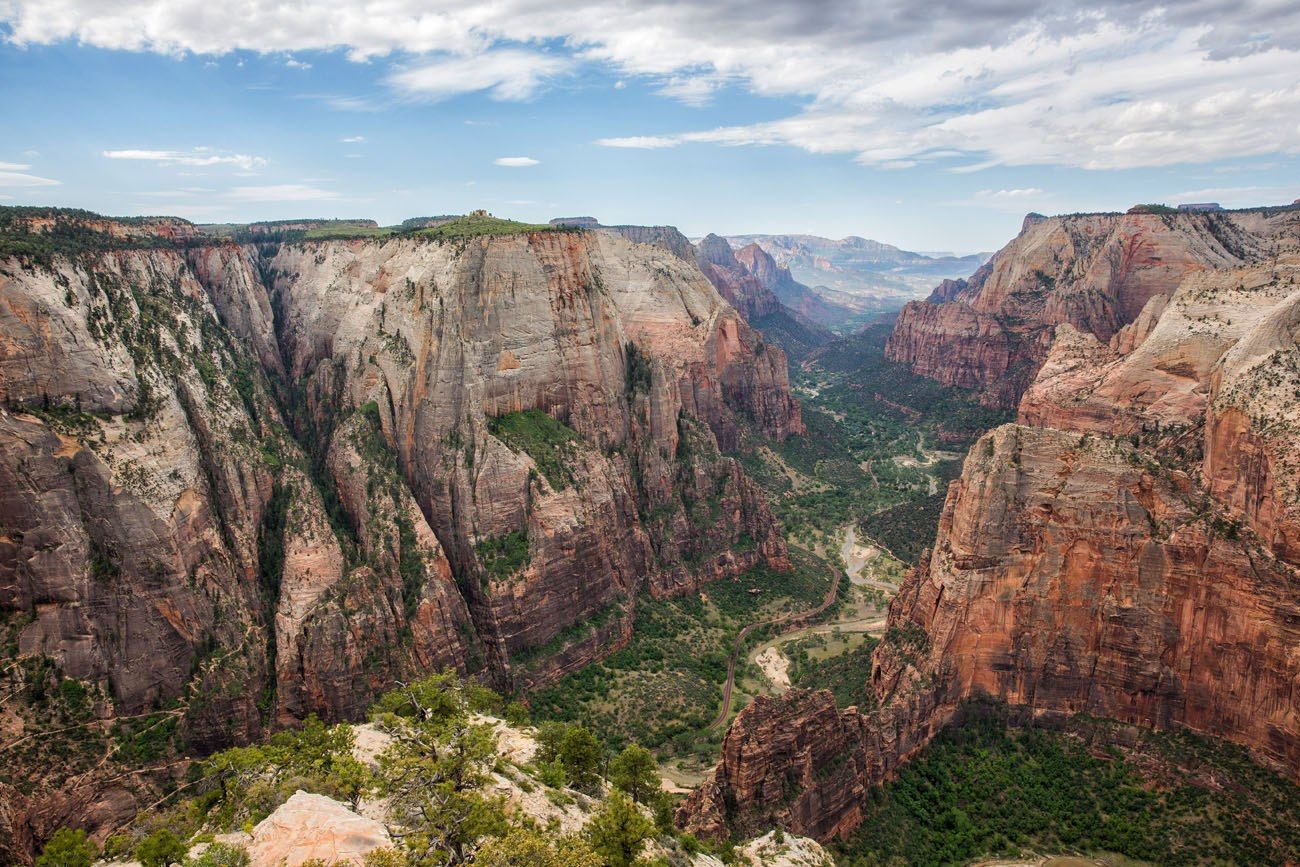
[248,791,392,867]
[694,235,834,360]
[684,209,1300,843]
[886,207,1298,407]
[0,211,801,858]
[733,243,854,330]
[696,234,784,321]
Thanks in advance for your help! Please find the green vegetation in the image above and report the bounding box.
[785,634,880,710]
[487,409,582,489]
[35,828,98,867]
[608,744,660,804]
[624,342,653,398]
[475,829,601,867]
[835,711,1300,867]
[136,829,186,867]
[301,222,395,240]
[739,320,1008,552]
[198,714,369,829]
[475,529,531,582]
[0,206,184,263]
[184,842,251,867]
[528,553,832,760]
[413,214,562,242]
[585,792,655,867]
[536,722,604,794]
[95,671,709,867]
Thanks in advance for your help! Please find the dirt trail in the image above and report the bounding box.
[708,563,843,729]
[713,524,908,723]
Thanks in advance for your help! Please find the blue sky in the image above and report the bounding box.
[1,1,1298,252]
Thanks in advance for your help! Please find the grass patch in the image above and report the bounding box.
[487,409,581,489]
[302,223,395,240]
[475,529,530,582]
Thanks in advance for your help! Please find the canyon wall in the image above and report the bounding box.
[684,209,1300,842]
[885,207,1295,407]
[0,213,801,858]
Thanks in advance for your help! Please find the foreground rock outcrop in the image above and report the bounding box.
[248,791,392,867]
[0,210,801,859]
[684,209,1300,843]
[886,206,1299,407]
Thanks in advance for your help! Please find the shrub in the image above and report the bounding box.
[137,829,187,867]
[35,828,98,867]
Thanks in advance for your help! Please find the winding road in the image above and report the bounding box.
[707,564,844,730]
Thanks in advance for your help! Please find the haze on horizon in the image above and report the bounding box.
[1,0,1298,251]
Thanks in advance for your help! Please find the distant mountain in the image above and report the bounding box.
[694,233,839,359]
[721,233,991,303]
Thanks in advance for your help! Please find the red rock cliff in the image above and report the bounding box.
[886,207,1294,407]
[684,210,1300,844]
[0,214,803,860]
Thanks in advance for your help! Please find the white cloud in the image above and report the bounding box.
[103,149,267,170]
[340,136,366,143]
[596,136,680,149]
[494,156,539,167]
[0,167,60,186]
[1169,184,1300,206]
[6,2,1300,171]
[284,58,311,69]
[656,75,723,106]
[224,184,340,201]
[977,188,1047,199]
[387,49,569,102]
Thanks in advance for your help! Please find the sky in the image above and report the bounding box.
[1,1,1298,252]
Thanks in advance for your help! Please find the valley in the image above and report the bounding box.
[3,202,1300,867]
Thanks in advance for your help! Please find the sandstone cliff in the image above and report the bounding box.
[733,243,854,330]
[694,234,834,360]
[0,211,801,859]
[886,207,1298,407]
[685,208,1300,844]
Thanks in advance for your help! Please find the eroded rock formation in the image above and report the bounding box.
[0,211,801,858]
[886,207,1298,407]
[684,209,1300,843]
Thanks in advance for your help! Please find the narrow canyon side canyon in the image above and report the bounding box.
[0,212,801,856]
[682,204,1300,842]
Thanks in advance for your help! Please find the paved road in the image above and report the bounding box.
[707,566,844,730]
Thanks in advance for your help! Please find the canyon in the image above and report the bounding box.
[682,204,1300,843]
[0,210,801,858]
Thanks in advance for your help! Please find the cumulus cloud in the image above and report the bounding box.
[387,49,569,101]
[6,1,1300,170]
[494,156,540,167]
[103,148,267,170]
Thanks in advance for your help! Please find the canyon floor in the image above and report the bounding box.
[526,316,996,790]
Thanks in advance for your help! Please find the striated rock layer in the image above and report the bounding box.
[0,212,801,859]
[684,213,1300,843]
[886,207,1300,407]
